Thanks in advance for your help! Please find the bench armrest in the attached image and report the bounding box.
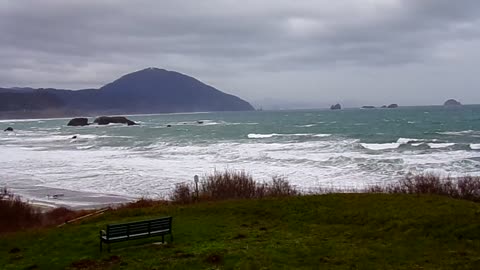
[100,230,106,237]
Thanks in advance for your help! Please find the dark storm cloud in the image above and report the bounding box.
[1,0,480,105]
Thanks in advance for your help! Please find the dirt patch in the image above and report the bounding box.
[70,256,122,270]
[204,253,223,265]
[9,247,21,253]
[174,251,195,259]
[233,233,247,239]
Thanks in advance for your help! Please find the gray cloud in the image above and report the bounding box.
[1,0,480,107]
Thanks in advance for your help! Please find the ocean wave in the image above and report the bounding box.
[247,133,331,139]
[361,143,400,150]
[428,143,455,149]
[438,130,476,136]
[76,145,95,150]
[396,138,422,144]
[470,144,480,150]
[296,124,316,127]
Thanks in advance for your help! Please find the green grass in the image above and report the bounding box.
[1,194,480,269]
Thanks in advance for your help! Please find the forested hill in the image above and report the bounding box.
[0,68,254,118]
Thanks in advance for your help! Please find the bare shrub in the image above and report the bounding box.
[265,176,298,197]
[171,183,194,204]
[201,170,258,200]
[456,176,480,202]
[0,190,42,233]
[170,171,298,203]
[0,187,97,233]
[367,174,480,202]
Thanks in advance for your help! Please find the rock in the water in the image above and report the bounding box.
[330,104,342,110]
[93,116,137,126]
[4,127,14,132]
[381,105,387,108]
[387,104,399,108]
[67,118,89,126]
[362,106,375,109]
[71,136,77,139]
[197,121,204,124]
[444,99,462,106]
[167,124,172,127]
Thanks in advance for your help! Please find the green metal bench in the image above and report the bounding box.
[99,216,173,252]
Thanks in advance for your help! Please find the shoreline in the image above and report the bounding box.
[11,186,135,210]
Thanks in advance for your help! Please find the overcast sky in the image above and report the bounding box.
[1,0,480,108]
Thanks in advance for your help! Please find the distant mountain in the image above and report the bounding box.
[0,68,254,118]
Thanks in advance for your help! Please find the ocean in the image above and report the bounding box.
[1,106,480,208]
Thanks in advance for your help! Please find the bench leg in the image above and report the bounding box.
[108,243,111,253]
[170,233,173,243]
[100,240,102,252]
[162,235,165,244]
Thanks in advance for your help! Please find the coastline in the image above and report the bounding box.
[12,186,135,210]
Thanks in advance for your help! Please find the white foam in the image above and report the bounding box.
[438,130,475,136]
[428,143,455,149]
[361,143,400,150]
[470,144,480,150]
[77,145,95,150]
[248,133,276,138]
[247,133,331,139]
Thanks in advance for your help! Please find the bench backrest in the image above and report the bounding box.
[106,217,172,238]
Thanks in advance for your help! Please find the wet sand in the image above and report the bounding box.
[12,186,135,210]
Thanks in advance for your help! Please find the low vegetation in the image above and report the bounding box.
[171,170,298,204]
[1,194,479,269]
[1,172,480,269]
[0,187,91,234]
[367,174,480,202]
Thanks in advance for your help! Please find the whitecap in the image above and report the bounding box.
[247,133,331,139]
[470,144,480,150]
[428,143,455,149]
[361,143,400,150]
[438,130,475,136]
[77,145,95,150]
[313,134,332,138]
[248,133,276,139]
[396,138,422,144]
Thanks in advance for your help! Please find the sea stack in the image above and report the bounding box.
[330,104,342,110]
[93,116,137,126]
[444,99,462,106]
[387,104,399,108]
[67,118,89,126]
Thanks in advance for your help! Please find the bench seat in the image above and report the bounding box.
[99,216,173,252]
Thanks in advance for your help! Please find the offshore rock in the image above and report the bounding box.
[444,99,462,106]
[93,116,137,126]
[330,104,342,110]
[67,118,89,126]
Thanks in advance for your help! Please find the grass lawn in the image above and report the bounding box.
[1,194,480,269]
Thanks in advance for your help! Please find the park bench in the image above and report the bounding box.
[99,216,173,252]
